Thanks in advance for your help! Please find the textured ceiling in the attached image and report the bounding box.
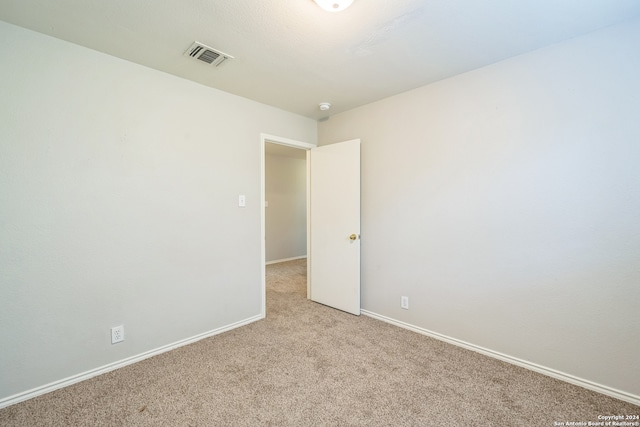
[1,0,640,119]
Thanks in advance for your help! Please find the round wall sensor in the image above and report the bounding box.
[319,102,331,111]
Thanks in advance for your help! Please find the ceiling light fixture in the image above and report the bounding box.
[319,102,331,111]
[314,0,354,12]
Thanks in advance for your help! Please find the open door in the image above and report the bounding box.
[309,139,361,315]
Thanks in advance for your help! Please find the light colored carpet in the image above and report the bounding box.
[1,259,637,426]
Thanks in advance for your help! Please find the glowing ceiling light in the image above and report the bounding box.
[314,0,354,12]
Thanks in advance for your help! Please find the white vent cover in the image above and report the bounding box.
[184,42,233,67]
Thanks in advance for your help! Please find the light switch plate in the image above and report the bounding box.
[239,195,246,207]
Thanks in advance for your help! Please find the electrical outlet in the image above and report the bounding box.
[401,296,409,310]
[111,325,124,344]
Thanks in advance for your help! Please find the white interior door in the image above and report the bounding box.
[309,139,361,315]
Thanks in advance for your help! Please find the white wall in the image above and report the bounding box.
[265,151,307,263]
[319,18,640,400]
[0,21,316,403]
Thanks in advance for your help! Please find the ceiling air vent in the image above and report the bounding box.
[184,42,233,67]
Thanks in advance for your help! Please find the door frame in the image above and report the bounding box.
[260,133,315,318]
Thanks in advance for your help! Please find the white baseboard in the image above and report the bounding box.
[361,309,640,406]
[265,255,307,265]
[0,314,264,410]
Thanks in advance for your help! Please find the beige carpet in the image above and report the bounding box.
[1,259,637,426]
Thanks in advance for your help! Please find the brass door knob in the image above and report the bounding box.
[349,234,358,241]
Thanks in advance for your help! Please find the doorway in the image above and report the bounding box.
[260,134,315,317]
[264,142,307,265]
[260,134,362,317]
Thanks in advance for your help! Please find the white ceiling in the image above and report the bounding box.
[2,0,640,120]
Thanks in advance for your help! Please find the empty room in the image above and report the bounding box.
[1,1,639,425]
